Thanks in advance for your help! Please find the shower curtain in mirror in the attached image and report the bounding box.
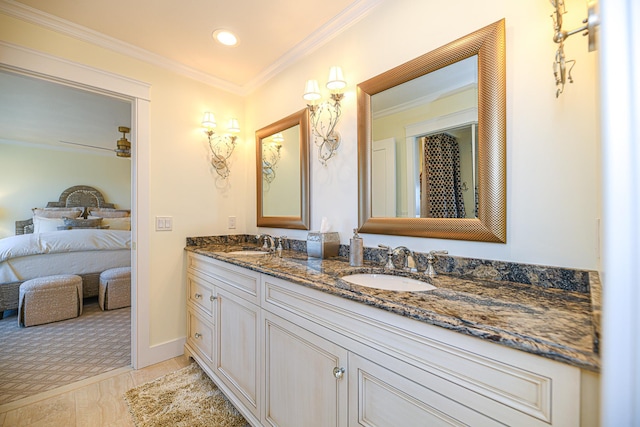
[420,133,466,218]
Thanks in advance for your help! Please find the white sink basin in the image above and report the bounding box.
[225,250,268,255]
[341,273,436,292]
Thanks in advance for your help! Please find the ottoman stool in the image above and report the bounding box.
[18,274,83,327]
[99,267,131,310]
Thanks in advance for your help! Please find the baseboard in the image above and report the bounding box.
[137,336,186,368]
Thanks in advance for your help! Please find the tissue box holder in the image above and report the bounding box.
[307,232,339,259]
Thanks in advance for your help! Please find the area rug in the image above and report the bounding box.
[124,362,248,427]
[0,298,130,405]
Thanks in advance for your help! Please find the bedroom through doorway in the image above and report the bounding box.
[0,68,135,406]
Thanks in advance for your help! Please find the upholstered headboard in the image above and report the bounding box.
[15,185,118,235]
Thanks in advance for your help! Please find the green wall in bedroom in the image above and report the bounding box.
[0,142,131,238]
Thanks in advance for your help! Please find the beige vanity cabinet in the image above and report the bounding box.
[262,273,590,427]
[185,253,598,427]
[263,310,348,427]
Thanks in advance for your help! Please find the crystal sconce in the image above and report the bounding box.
[262,133,283,184]
[303,66,346,165]
[202,112,240,179]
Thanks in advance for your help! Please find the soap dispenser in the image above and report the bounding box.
[349,228,364,267]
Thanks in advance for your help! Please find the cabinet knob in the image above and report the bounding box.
[194,332,202,339]
[332,367,345,380]
[194,293,202,299]
[210,295,217,301]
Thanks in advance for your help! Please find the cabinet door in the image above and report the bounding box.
[263,312,348,427]
[215,288,260,418]
[349,352,501,427]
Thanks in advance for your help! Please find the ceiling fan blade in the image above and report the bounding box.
[58,140,114,152]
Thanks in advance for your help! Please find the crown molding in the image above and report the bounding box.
[242,0,384,94]
[1,0,383,96]
[0,0,243,94]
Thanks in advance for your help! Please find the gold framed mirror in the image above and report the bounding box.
[256,108,310,229]
[357,19,506,242]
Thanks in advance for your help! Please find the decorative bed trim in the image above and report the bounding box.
[15,185,119,235]
[47,185,115,210]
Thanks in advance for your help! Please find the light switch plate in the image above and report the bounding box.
[156,216,173,231]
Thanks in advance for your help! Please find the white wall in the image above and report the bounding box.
[0,142,131,237]
[246,0,600,271]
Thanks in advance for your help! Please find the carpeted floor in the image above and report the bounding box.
[0,297,130,405]
[124,362,248,427]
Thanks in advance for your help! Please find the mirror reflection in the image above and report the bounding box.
[261,125,301,216]
[256,109,310,230]
[371,56,478,219]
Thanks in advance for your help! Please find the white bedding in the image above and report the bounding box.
[0,229,131,283]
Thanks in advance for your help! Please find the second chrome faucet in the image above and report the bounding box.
[378,245,447,277]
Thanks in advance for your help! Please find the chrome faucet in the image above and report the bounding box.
[425,250,448,277]
[256,234,275,252]
[378,245,418,272]
[392,246,419,272]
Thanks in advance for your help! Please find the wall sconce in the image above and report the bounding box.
[550,0,599,97]
[303,66,346,165]
[262,133,283,184]
[202,112,240,179]
[116,126,131,158]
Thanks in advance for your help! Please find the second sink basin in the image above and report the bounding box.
[341,273,436,292]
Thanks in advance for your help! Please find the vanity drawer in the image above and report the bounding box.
[187,310,214,364]
[187,272,215,317]
[188,253,260,304]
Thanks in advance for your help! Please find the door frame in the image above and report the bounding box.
[0,40,152,369]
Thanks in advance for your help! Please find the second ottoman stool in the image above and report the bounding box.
[99,267,131,310]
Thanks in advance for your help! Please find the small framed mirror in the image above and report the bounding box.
[357,19,506,242]
[256,109,310,229]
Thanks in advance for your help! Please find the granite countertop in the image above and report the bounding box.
[186,242,600,372]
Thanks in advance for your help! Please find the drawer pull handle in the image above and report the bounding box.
[194,332,202,339]
[210,295,217,301]
[332,367,345,380]
[194,293,202,299]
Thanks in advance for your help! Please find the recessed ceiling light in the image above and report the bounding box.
[212,29,238,47]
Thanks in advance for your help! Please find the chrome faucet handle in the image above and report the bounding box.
[425,250,448,277]
[378,244,395,269]
[276,236,286,257]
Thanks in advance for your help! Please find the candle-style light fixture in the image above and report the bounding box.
[303,66,346,165]
[202,112,240,179]
[262,133,283,184]
[550,0,599,97]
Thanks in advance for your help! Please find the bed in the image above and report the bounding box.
[0,185,132,318]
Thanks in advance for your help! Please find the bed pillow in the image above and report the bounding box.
[89,208,130,218]
[100,217,131,231]
[33,216,65,233]
[59,216,104,229]
[33,207,83,218]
